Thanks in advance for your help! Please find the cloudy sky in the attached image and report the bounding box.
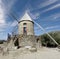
[0,0,60,40]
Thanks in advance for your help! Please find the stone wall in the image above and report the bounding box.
[7,35,41,49]
[18,21,34,35]
[18,35,36,47]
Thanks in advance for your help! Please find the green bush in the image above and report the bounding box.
[41,31,60,47]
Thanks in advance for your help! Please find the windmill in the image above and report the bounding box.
[8,11,19,36]
[2,0,60,48]
[10,11,60,47]
[10,11,34,35]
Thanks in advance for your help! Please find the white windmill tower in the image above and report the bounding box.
[18,12,34,35]
[11,11,34,35]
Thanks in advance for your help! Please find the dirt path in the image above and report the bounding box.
[0,47,60,59]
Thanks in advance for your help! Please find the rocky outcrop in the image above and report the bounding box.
[6,35,41,50]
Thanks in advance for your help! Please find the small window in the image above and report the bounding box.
[23,27,27,34]
[23,23,27,25]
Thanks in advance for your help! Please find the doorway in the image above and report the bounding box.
[14,38,19,49]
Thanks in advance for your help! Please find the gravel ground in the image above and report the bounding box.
[0,47,60,59]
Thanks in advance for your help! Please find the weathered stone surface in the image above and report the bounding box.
[4,35,41,51]
[19,35,36,47]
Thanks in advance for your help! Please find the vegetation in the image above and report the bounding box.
[41,31,60,47]
[0,40,6,44]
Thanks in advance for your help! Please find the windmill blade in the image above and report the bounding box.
[33,20,59,46]
[2,0,19,23]
[9,9,60,46]
[12,25,18,35]
[9,12,19,23]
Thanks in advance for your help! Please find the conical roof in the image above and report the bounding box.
[20,12,33,22]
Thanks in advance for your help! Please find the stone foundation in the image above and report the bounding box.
[7,35,41,49]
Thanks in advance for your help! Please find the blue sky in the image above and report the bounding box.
[0,0,60,40]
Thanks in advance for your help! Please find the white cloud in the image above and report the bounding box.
[0,0,5,24]
[0,0,7,34]
[45,25,60,30]
[30,0,58,11]
[11,21,18,27]
[53,13,60,19]
[29,12,40,19]
[41,4,60,13]
[0,0,17,33]
[2,0,17,13]
[44,13,60,20]
[0,29,5,32]
[0,0,17,37]
[38,0,58,8]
